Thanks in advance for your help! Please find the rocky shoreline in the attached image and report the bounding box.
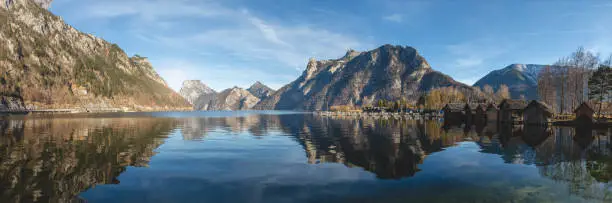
[316,111,443,120]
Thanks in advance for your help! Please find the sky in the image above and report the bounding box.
[49,0,612,91]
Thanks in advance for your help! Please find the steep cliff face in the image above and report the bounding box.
[255,45,469,110]
[0,0,190,111]
[209,87,260,110]
[5,0,53,9]
[247,81,275,100]
[473,64,546,100]
[179,80,216,110]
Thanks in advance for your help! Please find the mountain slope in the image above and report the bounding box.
[254,45,470,110]
[473,64,546,100]
[0,0,190,111]
[247,81,275,100]
[208,87,260,110]
[179,80,217,110]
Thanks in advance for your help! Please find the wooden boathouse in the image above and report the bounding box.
[498,99,527,124]
[442,103,466,123]
[574,102,595,124]
[523,100,553,126]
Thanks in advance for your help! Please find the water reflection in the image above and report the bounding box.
[0,113,610,202]
[0,117,177,203]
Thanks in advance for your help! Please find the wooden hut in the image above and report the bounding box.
[574,102,594,123]
[523,100,553,125]
[442,103,466,123]
[486,103,498,122]
[465,103,486,125]
[498,99,527,124]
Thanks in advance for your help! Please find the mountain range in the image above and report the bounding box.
[1,0,190,112]
[254,45,471,110]
[2,0,550,112]
[473,64,546,100]
[179,81,275,111]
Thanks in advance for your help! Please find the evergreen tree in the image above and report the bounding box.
[588,63,612,118]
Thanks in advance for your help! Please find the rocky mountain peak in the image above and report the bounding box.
[248,81,275,100]
[254,44,467,110]
[33,0,51,9]
[305,57,319,80]
[343,49,361,59]
[1,0,190,111]
[474,64,547,100]
[179,80,216,105]
[4,0,52,9]
[209,87,260,110]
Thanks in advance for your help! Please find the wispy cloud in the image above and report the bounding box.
[58,0,368,90]
[383,14,403,22]
[455,57,483,68]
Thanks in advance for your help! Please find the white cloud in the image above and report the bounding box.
[455,57,483,68]
[55,0,368,90]
[383,14,403,22]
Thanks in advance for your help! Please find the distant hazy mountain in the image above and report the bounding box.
[254,45,471,110]
[209,87,260,110]
[473,64,547,100]
[1,0,190,111]
[179,80,217,110]
[247,81,275,100]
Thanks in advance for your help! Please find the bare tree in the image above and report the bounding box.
[538,65,557,112]
[549,47,599,113]
[569,47,599,110]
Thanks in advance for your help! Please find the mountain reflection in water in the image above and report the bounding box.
[0,112,610,202]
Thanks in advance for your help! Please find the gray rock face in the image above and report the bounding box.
[209,87,260,110]
[473,64,547,100]
[247,81,275,100]
[33,0,51,9]
[179,80,217,109]
[254,45,470,110]
[4,0,51,9]
[0,96,26,112]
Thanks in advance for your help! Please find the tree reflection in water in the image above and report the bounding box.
[281,115,612,200]
[0,117,177,203]
[0,113,611,202]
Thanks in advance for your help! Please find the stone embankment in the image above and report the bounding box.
[316,111,442,120]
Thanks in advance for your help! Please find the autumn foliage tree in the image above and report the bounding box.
[423,87,466,110]
[496,84,511,103]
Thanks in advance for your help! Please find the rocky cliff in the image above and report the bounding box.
[208,87,260,110]
[473,64,546,100]
[247,81,275,100]
[179,80,216,110]
[254,45,470,110]
[0,0,190,111]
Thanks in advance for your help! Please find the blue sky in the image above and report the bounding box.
[49,0,612,91]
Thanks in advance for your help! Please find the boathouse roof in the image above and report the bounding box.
[525,100,553,115]
[443,103,465,112]
[574,102,594,113]
[498,99,527,110]
[466,103,486,111]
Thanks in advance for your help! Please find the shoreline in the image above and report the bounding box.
[316,111,442,120]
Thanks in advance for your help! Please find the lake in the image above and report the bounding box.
[0,111,610,203]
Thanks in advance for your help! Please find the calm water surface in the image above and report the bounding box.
[0,111,611,202]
